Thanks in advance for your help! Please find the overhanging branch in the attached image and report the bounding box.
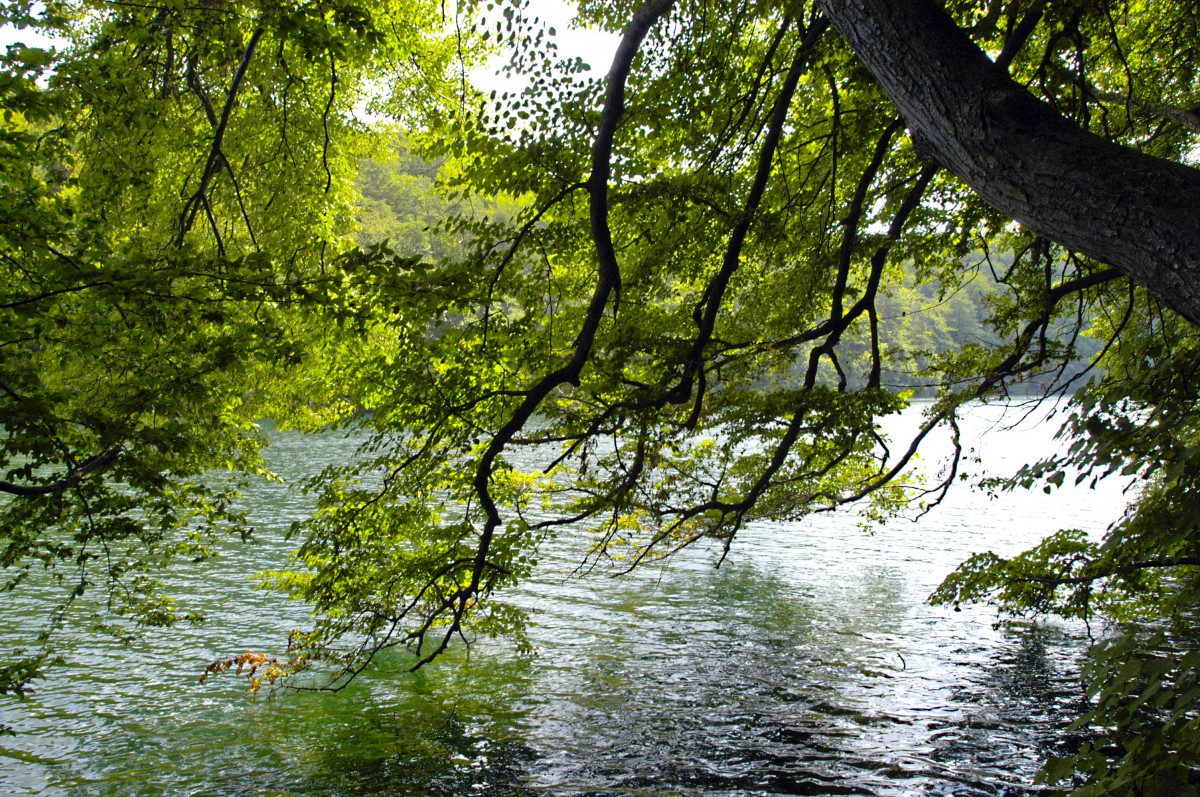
[0,447,121,497]
[818,0,1200,326]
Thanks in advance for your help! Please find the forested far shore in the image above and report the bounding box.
[354,140,1103,397]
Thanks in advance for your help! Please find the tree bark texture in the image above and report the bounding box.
[817,0,1200,326]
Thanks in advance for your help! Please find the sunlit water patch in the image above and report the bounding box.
[1,401,1130,796]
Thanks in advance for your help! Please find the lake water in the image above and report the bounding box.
[0,400,1131,796]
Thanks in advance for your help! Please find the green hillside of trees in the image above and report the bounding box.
[355,146,1102,397]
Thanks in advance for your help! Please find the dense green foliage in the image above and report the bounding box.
[0,0,465,692]
[3,0,1200,792]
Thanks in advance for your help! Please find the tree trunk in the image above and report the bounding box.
[817,0,1200,326]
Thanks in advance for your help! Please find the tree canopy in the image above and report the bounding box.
[3,0,1200,793]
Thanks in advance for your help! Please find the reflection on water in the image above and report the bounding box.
[1,402,1129,796]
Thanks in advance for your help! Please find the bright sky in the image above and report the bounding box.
[469,0,620,94]
[2,1,620,92]
[0,23,55,50]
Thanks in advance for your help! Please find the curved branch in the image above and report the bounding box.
[408,0,678,669]
[0,446,121,497]
[482,181,587,343]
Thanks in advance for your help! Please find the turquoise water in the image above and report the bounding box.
[1,401,1129,796]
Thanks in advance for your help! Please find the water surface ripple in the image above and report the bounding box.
[1,402,1128,796]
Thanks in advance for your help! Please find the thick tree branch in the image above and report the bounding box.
[994,0,1046,71]
[818,0,1200,326]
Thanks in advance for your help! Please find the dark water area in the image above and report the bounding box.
[0,401,1129,796]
